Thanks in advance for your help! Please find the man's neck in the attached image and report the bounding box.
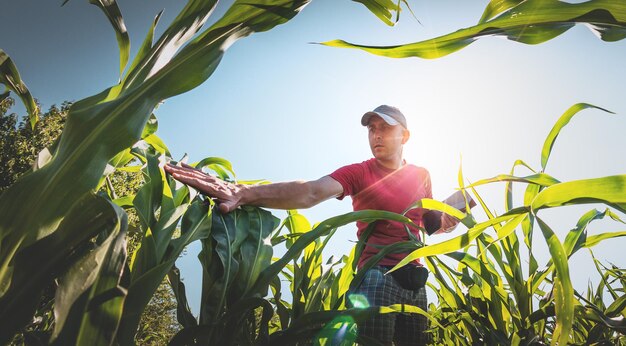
[375,156,404,170]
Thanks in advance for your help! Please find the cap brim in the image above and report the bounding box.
[361,111,400,126]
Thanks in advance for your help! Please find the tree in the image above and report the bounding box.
[0,99,179,344]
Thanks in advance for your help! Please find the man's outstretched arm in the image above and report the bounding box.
[164,163,343,213]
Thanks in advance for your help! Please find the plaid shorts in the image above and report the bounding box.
[348,266,430,345]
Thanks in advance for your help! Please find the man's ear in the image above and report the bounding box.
[402,129,410,144]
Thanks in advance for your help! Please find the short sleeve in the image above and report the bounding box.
[328,162,365,200]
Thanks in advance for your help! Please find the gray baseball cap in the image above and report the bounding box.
[361,105,407,128]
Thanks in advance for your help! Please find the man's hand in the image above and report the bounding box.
[164,163,243,213]
[438,212,459,233]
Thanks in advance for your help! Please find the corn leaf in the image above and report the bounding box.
[167,265,197,328]
[51,205,127,342]
[468,173,560,189]
[541,103,614,171]
[0,49,38,128]
[0,194,125,344]
[531,175,626,213]
[352,0,400,26]
[322,0,626,59]
[389,213,525,273]
[479,0,524,23]
[89,0,130,78]
[249,210,416,298]
[536,217,574,346]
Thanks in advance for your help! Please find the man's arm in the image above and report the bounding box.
[164,163,343,213]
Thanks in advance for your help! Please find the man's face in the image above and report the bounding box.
[367,116,409,161]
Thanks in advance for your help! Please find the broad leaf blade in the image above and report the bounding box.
[0,49,38,128]
[322,0,626,59]
[541,103,614,171]
[88,0,130,78]
[531,175,626,213]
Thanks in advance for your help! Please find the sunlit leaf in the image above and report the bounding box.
[322,0,626,59]
[537,217,574,345]
[531,175,626,214]
[478,0,523,23]
[389,213,524,273]
[541,103,613,171]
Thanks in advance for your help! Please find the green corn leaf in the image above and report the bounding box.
[541,103,614,171]
[170,198,213,256]
[407,198,473,228]
[128,11,163,79]
[322,0,626,59]
[140,113,159,139]
[236,207,279,296]
[72,222,127,346]
[167,265,198,328]
[153,205,188,261]
[0,49,39,128]
[112,195,134,208]
[144,134,171,157]
[531,175,626,214]
[330,250,356,310]
[88,0,130,78]
[0,193,124,344]
[445,251,503,292]
[564,209,623,257]
[129,227,158,277]
[249,210,416,298]
[220,297,274,344]
[284,210,312,248]
[389,213,525,273]
[468,173,560,189]
[352,0,401,26]
[133,149,164,231]
[605,294,626,317]
[118,260,176,343]
[496,214,527,240]
[584,230,626,248]
[523,188,540,274]
[193,157,236,180]
[120,0,219,91]
[50,200,127,344]
[581,305,626,333]
[530,209,625,292]
[536,217,575,346]
[204,209,242,323]
[109,149,135,169]
[478,0,524,23]
[121,197,211,342]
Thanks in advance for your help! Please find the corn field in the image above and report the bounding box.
[1,0,625,345]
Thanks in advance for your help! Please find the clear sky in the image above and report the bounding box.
[2,1,625,315]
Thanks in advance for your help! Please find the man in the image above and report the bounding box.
[165,105,458,345]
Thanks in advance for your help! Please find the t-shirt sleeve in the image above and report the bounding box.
[328,163,365,200]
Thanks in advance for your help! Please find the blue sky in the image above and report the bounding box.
[2,1,625,314]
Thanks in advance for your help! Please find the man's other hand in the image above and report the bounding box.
[164,163,243,213]
[439,212,459,233]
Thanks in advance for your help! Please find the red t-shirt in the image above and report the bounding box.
[329,158,432,268]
